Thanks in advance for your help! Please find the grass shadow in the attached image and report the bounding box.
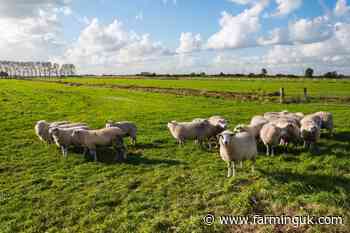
[333,131,350,142]
[260,169,350,203]
[125,152,185,166]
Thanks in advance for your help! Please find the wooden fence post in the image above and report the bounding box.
[303,88,308,102]
[280,87,285,103]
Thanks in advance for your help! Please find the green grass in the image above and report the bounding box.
[47,76,350,97]
[0,79,349,233]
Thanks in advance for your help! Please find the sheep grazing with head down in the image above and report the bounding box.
[167,120,209,146]
[106,121,137,145]
[300,114,321,151]
[218,130,258,177]
[72,127,127,162]
[259,123,287,156]
[35,120,51,143]
[49,125,90,157]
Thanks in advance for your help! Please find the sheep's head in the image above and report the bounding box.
[218,130,235,146]
[36,120,49,131]
[167,121,177,129]
[209,116,228,129]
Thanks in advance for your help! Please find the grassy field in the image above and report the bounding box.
[46,77,350,97]
[0,79,350,233]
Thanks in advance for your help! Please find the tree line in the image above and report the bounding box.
[137,68,348,79]
[0,61,76,78]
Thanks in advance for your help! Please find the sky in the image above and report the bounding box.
[0,0,350,75]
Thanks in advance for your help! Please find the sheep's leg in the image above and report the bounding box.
[239,161,243,168]
[227,161,232,177]
[329,128,333,137]
[266,144,270,156]
[90,149,97,162]
[61,146,68,157]
[251,158,256,173]
[231,161,236,177]
[271,146,275,157]
[131,137,136,145]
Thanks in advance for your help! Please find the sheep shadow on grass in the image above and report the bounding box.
[81,147,124,164]
[333,131,350,142]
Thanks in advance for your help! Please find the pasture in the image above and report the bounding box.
[0,79,349,233]
[46,77,350,98]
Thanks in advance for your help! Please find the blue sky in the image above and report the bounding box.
[0,0,350,74]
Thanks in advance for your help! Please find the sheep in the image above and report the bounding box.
[54,123,88,129]
[72,127,126,162]
[259,123,284,156]
[49,125,90,157]
[272,118,301,149]
[312,111,334,136]
[35,120,51,143]
[300,115,321,151]
[249,115,269,137]
[233,124,261,138]
[218,130,258,177]
[167,120,209,146]
[264,111,304,127]
[49,121,70,128]
[188,116,228,148]
[106,121,137,145]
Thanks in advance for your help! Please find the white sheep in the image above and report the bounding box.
[233,124,261,139]
[313,111,334,136]
[259,123,284,156]
[105,121,137,145]
[54,123,88,129]
[72,127,126,162]
[272,118,301,148]
[249,115,269,137]
[218,130,258,177]
[167,120,208,146]
[49,125,90,157]
[300,115,321,151]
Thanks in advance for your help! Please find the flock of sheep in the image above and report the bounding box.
[167,111,333,177]
[35,121,137,162]
[35,110,333,178]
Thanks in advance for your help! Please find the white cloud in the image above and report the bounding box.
[0,0,71,18]
[55,18,171,70]
[257,28,290,45]
[272,0,302,16]
[207,0,269,50]
[0,7,67,61]
[334,0,350,16]
[289,16,333,44]
[228,0,253,5]
[176,32,202,54]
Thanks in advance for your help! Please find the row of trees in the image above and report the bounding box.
[0,61,76,78]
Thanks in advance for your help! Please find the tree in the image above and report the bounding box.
[324,71,338,79]
[261,68,268,76]
[305,68,314,78]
